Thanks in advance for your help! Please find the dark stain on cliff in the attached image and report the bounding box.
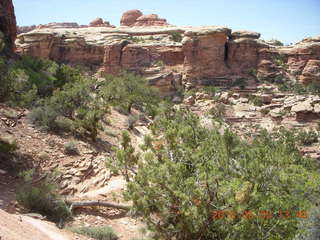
[0,0,17,54]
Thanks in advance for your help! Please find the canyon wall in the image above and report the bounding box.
[0,0,17,54]
[15,10,320,96]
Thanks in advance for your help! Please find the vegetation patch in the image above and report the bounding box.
[109,107,320,240]
[69,226,118,240]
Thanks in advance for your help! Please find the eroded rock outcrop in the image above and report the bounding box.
[120,10,168,27]
[15,18,320,96]
[182,27,231,88]
[134,14,168,27]
[120,9,143,26]
[89,18,115,28]
[0,0,17,53]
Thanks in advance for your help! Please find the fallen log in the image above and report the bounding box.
[66,200,131,212]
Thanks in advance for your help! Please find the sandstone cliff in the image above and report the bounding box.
[0,0,17,53]
[15,10,320,96]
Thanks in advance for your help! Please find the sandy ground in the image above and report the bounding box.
[0,209,90,240]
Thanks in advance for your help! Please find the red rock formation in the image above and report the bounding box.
[182,28,231,87]
[228,38,269,76]
[17,32,105,68]
[257,36,320,83]
[300,60,320,84]
[15,22,320,95]
[120,10,168,27]
[133,14,168,27]
[120,10,143,26]
[89,18,115,28]
[103,41,129,75]
[0,0,17,53]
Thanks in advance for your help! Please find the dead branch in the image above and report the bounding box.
[65,200,131,212]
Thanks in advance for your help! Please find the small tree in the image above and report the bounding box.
[107,131,138,182]
[101,72,160,114]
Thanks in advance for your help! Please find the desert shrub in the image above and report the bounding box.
[69,226,118,240]
[0,56,12,101]
[28,77,106,140]
[110,107,320,240]
[28,105,60,131]
[208,103,226,119]
[276,81,320,96]
[260,108,270,115]
[232,78,247,89]
[0,134,18,153]
[202,86,220,97]
[273,54,287,69]
[184,88,197,97]
[169,31,183,42]
[296,129,319,146]
[252,96,263,106]
[0,31,5,52]
[128,36,144,43]
[107,131,138,182]
[64,141,79,155]
[128,114,139,129]
[16,170,71,223]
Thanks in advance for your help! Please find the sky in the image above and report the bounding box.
[13,0,320,44]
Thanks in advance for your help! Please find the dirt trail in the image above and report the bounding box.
[0,209,88,240]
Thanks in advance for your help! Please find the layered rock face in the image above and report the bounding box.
[17,25,37,34]
[0,0,17,53]
[16,30,105,68]
[16,20,320,96]
[120,10,168,27]
[182,27,230,88]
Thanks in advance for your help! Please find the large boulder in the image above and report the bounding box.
[120,9,143,26]
[0,0,17,53]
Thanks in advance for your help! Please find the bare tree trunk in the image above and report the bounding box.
[66,200,131,212]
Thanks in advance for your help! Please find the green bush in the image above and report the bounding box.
[0,31,5,52]
[208,103,226,119]
[128,114,139,129]
[64,141,79,155]
[260,108,270,115]
[202,86,220,97]
[28,77,105,140]
[0,55,84,106]
[110,107,320,240]
[107,131,138,182]
[16,171,71,223]
[69,226,118,240]
[232,78,247,89]
[296,129,319,146]
[252,96,263,106]
[169,31,183,42]
[0,134,18,153]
